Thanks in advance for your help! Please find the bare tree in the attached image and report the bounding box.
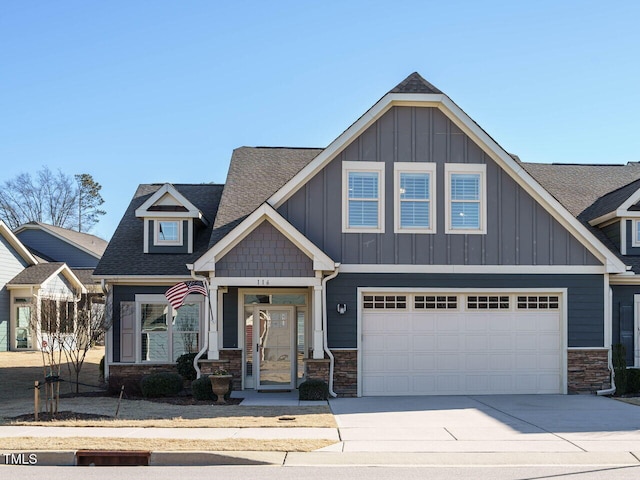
[0,167,105,232]
[62,293,112,393]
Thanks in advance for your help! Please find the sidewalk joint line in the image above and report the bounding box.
[468,396,587,452]
[630,451,640,464]
[443,427,458,440]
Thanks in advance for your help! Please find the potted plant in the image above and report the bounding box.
[208,368,232,404]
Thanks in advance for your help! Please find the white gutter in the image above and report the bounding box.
[188,266,211,379]
[598,287,617,396]
[321,264,340,398]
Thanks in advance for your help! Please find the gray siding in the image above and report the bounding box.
[326,273,604,349]
[147,220,189,254]
[625,220,640,255]
[223,287,238,348]
[601,221,621,251]
[278,106,601,267]
[215,222,314,277]
[16,229,99,267]
[0,236,31,351]
[612,285,639,366]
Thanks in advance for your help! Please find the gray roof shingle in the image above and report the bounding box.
[9,263,66,285]
[390,72,443,94]
[93,183,223,277]
[209,147,322,247]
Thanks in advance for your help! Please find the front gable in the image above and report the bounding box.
[269,75,624,273]
[135,183,209,255]
[193,203,335,280]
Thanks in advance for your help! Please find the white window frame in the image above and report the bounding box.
[342,161,385,233]
[135,294,204,364]
[394,162,436,233]
[154,219,182,246]
[632,219,640,247]
[445,163,487,234]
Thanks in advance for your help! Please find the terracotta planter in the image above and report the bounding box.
[209,375,232,404]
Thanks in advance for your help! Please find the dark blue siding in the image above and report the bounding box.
[612,285,639,366]
[223,287,238,348]
[16,229,99,267]
[601,221,621,251]
[625,220,640,255]
[326,273,604,349]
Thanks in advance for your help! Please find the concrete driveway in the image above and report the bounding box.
[327,395,640,453]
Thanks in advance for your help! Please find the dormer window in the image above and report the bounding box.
[155,220,182,246]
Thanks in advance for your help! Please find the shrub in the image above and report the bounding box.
[299,379,329,401]
[613,343,628,395]
[107,374,143,398]
[191,376,216,401]
[99,356,105,381]
[176,352,198,381]
[140,372,184,398]
[628,369,640,394]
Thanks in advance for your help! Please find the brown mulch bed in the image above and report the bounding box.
[10,411,112,422]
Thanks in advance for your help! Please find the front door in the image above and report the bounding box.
[254,306,295,390]
[15,305,32,350]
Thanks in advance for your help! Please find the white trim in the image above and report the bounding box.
[356,287,568,397]
[210,277,322,287]
[338,264,607,274]
[394,162,436,234]
[632,219,640,248]
[193,203,335,273]
[566,347,610,351]
[134,183,207,222]
[616,187,640,213]
[91,276,193,285]
[342,161,385,234]
[609,274,640,285]
[444,163,487,234]
[267,92,625,273]
[588,212,617,226]
[0,220,38,265]
[134,293,205,364]
[622,219,628,255]
[604,275,611,349]
[153,219,183,246]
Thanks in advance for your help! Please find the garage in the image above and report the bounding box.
[360,291,565,396]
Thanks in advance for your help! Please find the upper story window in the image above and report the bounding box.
[342,161,385,233]
[154,220,182,246]
[634,220,640,247]
[445,164,487,234]
[394,163,436,233]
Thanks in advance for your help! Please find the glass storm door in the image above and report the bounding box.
[15,306,32,349]
[255,307,295,390]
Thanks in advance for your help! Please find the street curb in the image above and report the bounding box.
[3,450,640,467]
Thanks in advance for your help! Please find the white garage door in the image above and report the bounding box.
[361,292,564,396]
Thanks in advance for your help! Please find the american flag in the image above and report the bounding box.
[165,281,208,310]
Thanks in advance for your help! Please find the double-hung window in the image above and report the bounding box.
[342,161,385,233]
[154,220,182,246]
[394,163,436,233]
[137,294,202,363]
[445,164,487,234]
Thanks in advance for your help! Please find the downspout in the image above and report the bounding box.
[322,264,340,398]
[189,267,211,379]
[598,286,616,396]
[100,279,110,381]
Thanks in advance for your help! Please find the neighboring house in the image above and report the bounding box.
[0,222,107,351]
[0,220,39,351]
[95,72,640,397]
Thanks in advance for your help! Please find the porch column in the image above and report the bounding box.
[313,285,324,359]
[207,285,220,360]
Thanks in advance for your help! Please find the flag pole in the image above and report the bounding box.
[188,268,214,379]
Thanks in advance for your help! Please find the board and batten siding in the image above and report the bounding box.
[0,235,31,351]
[16,229,99,268]
[611,285,639,366]
[277,106,601,268]
[325,273,605,349]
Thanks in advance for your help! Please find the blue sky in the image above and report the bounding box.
[2,1,639,240]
